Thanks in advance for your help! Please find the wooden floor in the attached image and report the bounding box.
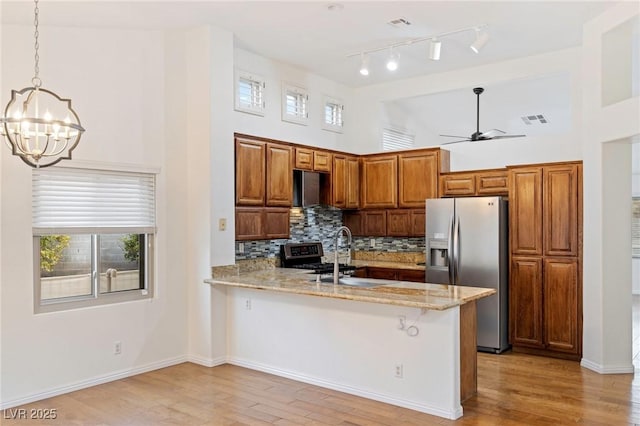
[1,352,638,425]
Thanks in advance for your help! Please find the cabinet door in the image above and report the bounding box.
[362,210,386,236]
[361,155,398,209]
[346,157,360,209]
[476,170,509,195]
[544,258,580,354]
[294,147,313,170]
[398,151,439,207]
[235,208,264,240]
[510,257,544,348]
[343,211,363,236]
[386,210,410,237]
[509,167,543,255]
[544,164,579,257]
[264,208,290,239]
[367,267,398,280]
[314,151,332,173]
[235,138,266,206]
[332,155,347,208]
[440,173,476,197]
[266,143,293,207]
[410,209,426,237]
[397,269,425,282]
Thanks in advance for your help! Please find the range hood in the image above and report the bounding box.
[293,170,320,207]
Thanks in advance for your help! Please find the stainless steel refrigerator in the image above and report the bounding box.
[426,196,509,353]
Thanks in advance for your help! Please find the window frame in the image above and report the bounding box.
[322,95,344,133]
[234,69,266,116]
[281,82,309,125]
[381,126,415,151]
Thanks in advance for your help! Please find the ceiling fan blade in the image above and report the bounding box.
[480,128,506,137]
[489,134,526,140]
[440,134,468,138]
[441,140,470,145]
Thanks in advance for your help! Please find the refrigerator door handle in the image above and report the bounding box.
[453,215,461,284]
[447,215,455,285]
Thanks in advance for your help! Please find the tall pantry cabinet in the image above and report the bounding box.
[508,162,582,360]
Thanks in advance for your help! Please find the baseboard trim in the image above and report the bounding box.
[187,354,227,367]
[228,356,463,420]
[0,355,188,410]
[581,358,635,374]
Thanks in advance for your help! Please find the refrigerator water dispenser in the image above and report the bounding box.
[428,240,449,269]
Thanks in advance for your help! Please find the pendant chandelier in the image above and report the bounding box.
[0,0,85,168]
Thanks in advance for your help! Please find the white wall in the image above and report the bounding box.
[350,48,583,170]
[0,25,188,407]
[633,143,639,295]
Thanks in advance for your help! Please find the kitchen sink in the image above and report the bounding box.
[309,276,390,288]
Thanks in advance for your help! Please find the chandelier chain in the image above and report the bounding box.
[32,0,41,88]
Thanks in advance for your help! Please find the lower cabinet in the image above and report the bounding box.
[236,207,290,240]
[510,256,581,358]
[356,267,425,283]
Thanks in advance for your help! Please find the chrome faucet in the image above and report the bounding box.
[333,226,352,284]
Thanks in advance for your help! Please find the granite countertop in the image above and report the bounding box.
[205,268,494,310]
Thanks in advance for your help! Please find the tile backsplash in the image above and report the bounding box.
[235,205,425,261]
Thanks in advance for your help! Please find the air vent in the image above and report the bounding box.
[521,114,548,125]
[388,17,411,27]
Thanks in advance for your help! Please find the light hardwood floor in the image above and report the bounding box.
[1,352,638,425]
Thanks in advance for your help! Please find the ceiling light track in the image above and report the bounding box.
[348,24,489,76]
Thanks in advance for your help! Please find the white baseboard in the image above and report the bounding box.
[581,358,635,374]
[187,354,226,367]
[0,355,188,410]
[228,356,463,420]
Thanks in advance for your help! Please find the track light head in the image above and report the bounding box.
[386,48,399,71]
[359,54,370,76]
[470,29,489,53]
[428,39,441,61]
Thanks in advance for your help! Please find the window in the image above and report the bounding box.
[281,83,309,125]
[382,127,415,151]
[235,70,265,116]
[32,167,156,312]
[633,197,640,257]
[322,96,344,133]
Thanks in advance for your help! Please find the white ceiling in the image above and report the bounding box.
[1,1,618,88]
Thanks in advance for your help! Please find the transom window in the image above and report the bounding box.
[235,70,265,116]
[323,96,344,133]
[32,167,156,312]
[282,83,309,125]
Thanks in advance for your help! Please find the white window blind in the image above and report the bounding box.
[382,127,415,151]
[282,83,309,125]
[33,167,156,235]
[323,96,344,132]
[235,70,265,115]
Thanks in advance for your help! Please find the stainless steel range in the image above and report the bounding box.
[280,242,356,275]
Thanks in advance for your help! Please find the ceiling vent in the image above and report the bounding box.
[387,17,411,27]
[521,114,549,125]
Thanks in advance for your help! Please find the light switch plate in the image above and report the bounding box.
[219,218,227,231]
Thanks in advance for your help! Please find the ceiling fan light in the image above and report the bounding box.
[470,30,489,53]
[386,48,399,71]
[359,54,370,76]
[428,39,441,61]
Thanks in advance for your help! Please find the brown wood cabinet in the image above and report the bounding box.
[410,209,426,237]
[386,210,411,237]
[314,151,332,173]
[362,210,387,236]
[294,147,313,170]
[361,154,398,209]
[265,143,293,207]
[235,138,266,206]
[346,157,360,209]
[358,267,424,283]
[398,150,440,207]
[332,155,359,209]
[342,211,363,236]
[294,147,332,173]
[508,161,582,360]
[440,169,508,197]
[345,209,423,237]
[236,207,289,240]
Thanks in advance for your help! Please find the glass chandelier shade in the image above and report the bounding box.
[0,0,85,168]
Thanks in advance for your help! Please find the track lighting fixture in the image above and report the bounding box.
[359,54,370,76]
[470,28,489,53]
[348,24,488,76]
[386,48,399,71]
[428,39,441,61]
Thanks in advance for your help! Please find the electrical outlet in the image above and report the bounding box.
[114,341,122,355]
[238,242,245,253]
[370,238,376,248]
[245,299,252,310]
[219,218,227,231]
[395,363,403,378]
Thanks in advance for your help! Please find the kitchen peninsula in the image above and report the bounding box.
[205,268,494,420]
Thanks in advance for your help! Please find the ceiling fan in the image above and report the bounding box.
[440,87,526,145]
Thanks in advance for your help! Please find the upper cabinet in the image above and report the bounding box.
[440,169,508,197]
[332,154,359,209]
[294,147,333,173]
[398,150,440,207]
[314,151,332,173]
[235,137,266,206]
[361,154,398,209]
[509,167,544,255]
[236,135,292,208]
